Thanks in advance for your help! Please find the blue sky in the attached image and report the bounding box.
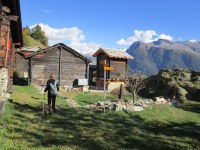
[20,0,200,54]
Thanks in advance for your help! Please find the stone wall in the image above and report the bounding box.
[0,68,9,99]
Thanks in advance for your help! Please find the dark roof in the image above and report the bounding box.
[93,48,133,59]
[25,43,92,63]
[1,0,23,47]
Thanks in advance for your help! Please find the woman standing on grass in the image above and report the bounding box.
[44,74,59,113]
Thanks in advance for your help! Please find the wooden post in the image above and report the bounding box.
[28,58,32,84]
[87,62,89,83]
[104,60,106,113]
[59,46,62,85]
[4,30,10,68]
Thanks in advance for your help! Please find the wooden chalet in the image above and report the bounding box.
[0,0,23,92]
[25,43,92,87]
[93,48,133,89]
[14,46,40,79]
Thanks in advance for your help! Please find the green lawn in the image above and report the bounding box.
[60,91,119,106]
[0,85,200,150]
[23,34,46,49]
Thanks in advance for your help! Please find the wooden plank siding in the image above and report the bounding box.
[96,53,128,80]
[27,43,91,87]
[30,48,59,85]
[110,58,127,79]
[15,53,29,77]
[60,46,88,85]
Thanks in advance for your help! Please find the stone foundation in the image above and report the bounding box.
[0,68,9,99]
[0,68,9,116]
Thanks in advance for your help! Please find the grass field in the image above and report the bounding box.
[0,85,200,150]
[23,34,46,49]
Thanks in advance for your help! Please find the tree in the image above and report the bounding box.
[30,25,48,46]
[23,26,30,35]
[127,69,147,103]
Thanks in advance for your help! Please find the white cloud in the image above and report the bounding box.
[30,23,100,54]
[70,41,101,54]
[117,30,173,45]
[156,34,173,41]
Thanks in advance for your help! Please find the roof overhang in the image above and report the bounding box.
[25,43,92,63]
[92,48,106,57]
[93,48,134,60]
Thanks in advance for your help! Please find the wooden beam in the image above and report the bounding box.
[4,30,10,68]
[0,20,10,25]
[6,15,18,21]
[14,43,21,48]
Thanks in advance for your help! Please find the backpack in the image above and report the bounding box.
[49,80,58,96]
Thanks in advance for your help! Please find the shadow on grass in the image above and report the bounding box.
[180,103,200,115]
[31,96,41,100]
[5,100,200,150]
[8,99,41,112]
[79,100,94,105]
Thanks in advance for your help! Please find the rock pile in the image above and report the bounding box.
[65,96,178,112]
[61,86,82,92]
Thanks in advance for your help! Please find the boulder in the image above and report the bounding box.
[146,69,200,102]
[153,96,168,104]
[82,85,89,92]
[112,103,126,111]
[4,93,10,99]
[126,106,144,112]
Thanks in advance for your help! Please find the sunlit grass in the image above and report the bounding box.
[0,85,200,150]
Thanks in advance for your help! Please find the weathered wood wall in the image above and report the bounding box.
[15,53,29,77]
[29,46,88,87]
[110,58,127,79]
[61,46,87,86]
[30,47,59,85]
[96,53,127,80]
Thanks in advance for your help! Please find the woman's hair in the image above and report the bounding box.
[50,74,55,79]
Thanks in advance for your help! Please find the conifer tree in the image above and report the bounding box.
[30,25,48,46]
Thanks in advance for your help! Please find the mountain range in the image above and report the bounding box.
[126,39,200,76]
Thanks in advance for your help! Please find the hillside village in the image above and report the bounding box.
[1,0,199,105]
[0,0,200,149]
